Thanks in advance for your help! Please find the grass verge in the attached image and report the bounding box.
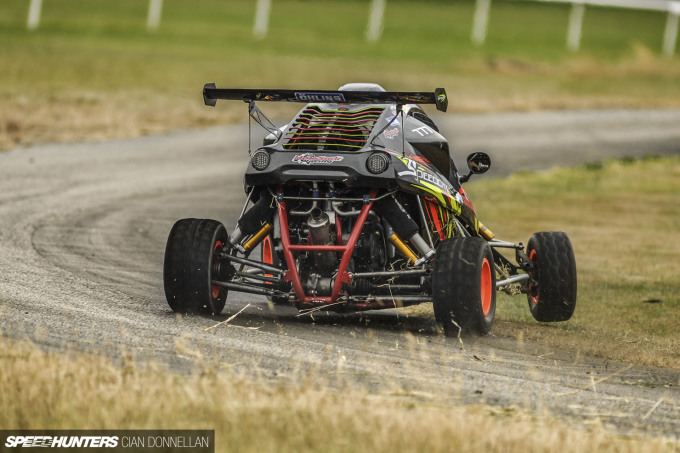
[1,0,680,150]
[1,336,678,452]
[406,155,680,369]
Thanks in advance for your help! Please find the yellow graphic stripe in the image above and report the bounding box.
[412,183,445,207]
[422,181,462,216]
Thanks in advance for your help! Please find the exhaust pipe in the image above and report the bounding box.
[308,208,337,271]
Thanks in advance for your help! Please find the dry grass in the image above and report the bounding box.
[2,51,679,151]
[0,91,243,150]
[1,336,677,452]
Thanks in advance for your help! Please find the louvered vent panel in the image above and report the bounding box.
[283,106,384,151]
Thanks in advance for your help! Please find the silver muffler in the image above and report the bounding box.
[308,208,337,272]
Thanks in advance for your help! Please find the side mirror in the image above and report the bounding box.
[460,152,491,183]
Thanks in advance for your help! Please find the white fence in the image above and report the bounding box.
[472,0,680,57]
[26,0,679,57]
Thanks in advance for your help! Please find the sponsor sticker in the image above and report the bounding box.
[397,158,450,192]
[292,153,344,165]
[411,126,434,137]
[385,115,400,126]
[294,92,346,103]
[383,128,399,140]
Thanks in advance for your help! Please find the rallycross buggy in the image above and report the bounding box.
[163,83,577,335]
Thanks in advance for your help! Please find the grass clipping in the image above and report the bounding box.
[1,337,676,453]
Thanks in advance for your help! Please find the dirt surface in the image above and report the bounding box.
[1,110,679,439]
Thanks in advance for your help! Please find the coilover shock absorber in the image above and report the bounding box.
[228,195,276,253]
[374,195,435,264]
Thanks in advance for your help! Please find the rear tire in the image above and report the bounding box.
[261,233,289,305]
[163,218,229,315]
[526,232,577,322]
[432,237,496,336]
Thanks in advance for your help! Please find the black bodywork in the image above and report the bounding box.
[161,83,577,336]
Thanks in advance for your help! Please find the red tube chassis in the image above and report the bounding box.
[276,189,391,310]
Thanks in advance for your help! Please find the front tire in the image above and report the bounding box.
[526,232,577,322]
[163,218,229,315]
[432,237,496,336]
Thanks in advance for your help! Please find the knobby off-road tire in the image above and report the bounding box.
[526,232,577,322]
[163,218,229,315]
[432,237,496,336]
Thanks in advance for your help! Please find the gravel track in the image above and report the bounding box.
[1,109,679,438]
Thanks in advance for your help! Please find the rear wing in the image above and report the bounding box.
[203,83,448,112]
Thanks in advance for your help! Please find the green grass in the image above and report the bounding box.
[402,156,680,369]
[1,0,680,149]
[470,156,680,368]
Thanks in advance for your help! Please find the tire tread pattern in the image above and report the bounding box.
[432,237,496,335]
[163,218,228,315]
[163,218,199,313]
[527,231,577,322]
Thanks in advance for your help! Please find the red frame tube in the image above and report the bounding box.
[277,190,377,308]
